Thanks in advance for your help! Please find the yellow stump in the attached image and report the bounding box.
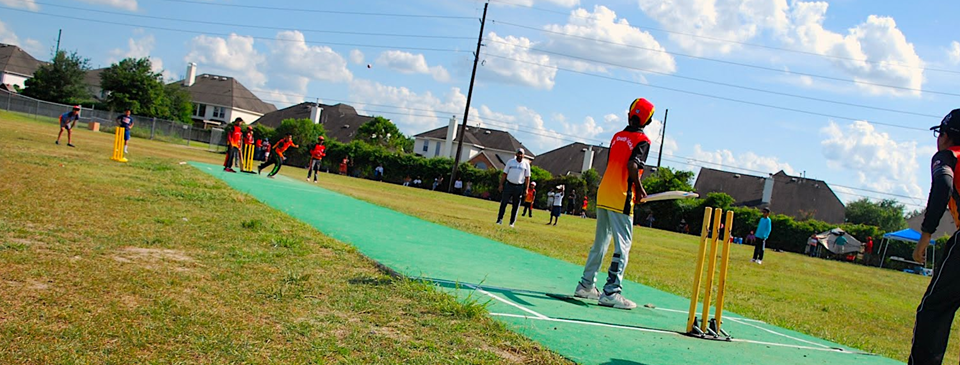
[686,207,713,333]
[243,144,255,172]
[111,127,127,163]
[714,211,735,333]
[700,208,723,332]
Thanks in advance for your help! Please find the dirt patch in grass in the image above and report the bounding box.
[111,247,197,271]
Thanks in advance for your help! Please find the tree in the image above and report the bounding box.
[22,50,90,105]
[163,82,194,123]
[641,166,695,194]
[845,198,907,232]
[100,58,172,119]
[357,116,409,152]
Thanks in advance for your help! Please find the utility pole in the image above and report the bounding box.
[55,29,62,56]
[448,1,488,192]
[656,109,668,173]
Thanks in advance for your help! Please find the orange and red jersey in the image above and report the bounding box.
[596,125,651,215]
[273,138,297,158]
[310,143,326,160]
[228,125,242,147]
[244,131,254,145]
[524,188,536,203]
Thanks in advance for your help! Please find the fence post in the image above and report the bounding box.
[150,118,156,140]
[34,100,39,120]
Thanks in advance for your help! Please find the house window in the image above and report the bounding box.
[422,141,429,152]
[434,141,441,157]
[475,162,487,170]
[212,106,226,119]
[193,103,207,117]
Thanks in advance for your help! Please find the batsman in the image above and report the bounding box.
[573,98,653,310]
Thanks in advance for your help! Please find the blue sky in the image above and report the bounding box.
[2,0,959,211]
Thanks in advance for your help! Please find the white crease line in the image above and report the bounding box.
[651,306,765,323]
[489,313,865,355]
[463,284,549,319]
[724,317,832,349]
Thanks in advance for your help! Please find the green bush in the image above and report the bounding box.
[274,118,325,167]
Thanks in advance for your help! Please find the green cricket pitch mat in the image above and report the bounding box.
[193,162,903,365]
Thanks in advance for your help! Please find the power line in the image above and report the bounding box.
[483,53,930,131]
[29,1,474,40]
[487,0,960,76]
[492,20,960,98]
[0,6,468,54]
[150,0,475,19]
[486,39,940,118]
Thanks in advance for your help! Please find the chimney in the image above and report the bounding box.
[442,115,457,158]
[184,62,197,87]
[581,145,594,173]
[761,175,774,205]
[309,101,322,124]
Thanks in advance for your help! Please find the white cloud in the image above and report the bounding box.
[949,41,960,65]
[375,50,450,82]
[349,49,365,65]
[493,0,579,7]
[348,79,466,133]
[0,20,43,56]
[79,0,137,11]
[480,32,557,90]
[692,144,797,176]
[820,120,923,201]
[638,0,789,55]
[785,3,924,96]
[269,30,352,84]
[542,5,675,74]
[0,0,38,11]
[185,33,267,88]
[109,33,173,80]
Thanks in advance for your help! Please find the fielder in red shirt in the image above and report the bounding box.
[222,117,244,172]
[306,136,326,183]
[258,134,298,178]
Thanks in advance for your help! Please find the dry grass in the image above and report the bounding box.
[0,111,568,364]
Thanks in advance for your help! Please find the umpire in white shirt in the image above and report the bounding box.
[497,148,532,227]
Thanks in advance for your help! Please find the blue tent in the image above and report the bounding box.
[878,228,937,272]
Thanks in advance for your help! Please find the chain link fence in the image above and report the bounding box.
[0,89,226,152]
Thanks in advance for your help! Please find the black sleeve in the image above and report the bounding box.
[921,150,956,234]
[630,140,651,169]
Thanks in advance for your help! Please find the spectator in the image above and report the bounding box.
[374,164,384,181]
[746,230,756,245]
[262,139,271,161]
[403,176,412,187]
[464,181,473,196]
[454,178,463,194]
[644,213,655,228]
[255,138,263,160]
[339,157,349,175]
[751,208,773,264]
[521,182,536,218]
[496,148,531,228]
[807,234,819,257]
[413,176,422,187]
[581,197,589,218]
[835,231,848,251]
[547,185,564,226]
[56,105,80,147]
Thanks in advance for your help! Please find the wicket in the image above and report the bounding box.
[686,206,734,340]
[111,126,128,163]
[240,143,255,173]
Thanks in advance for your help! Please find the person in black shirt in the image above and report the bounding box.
[910,109,960,365]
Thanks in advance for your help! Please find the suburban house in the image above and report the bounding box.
[0,43,43,91]
[907,211,955,240]
[414,119,535,170]
[174,63,276,128]
[694,168,845,223]
[533,142,658,179]
[253,101,373,143]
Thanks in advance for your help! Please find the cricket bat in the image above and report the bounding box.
[640,191,699,203]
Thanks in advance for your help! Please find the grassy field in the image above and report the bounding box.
[0,112,567,364]
[3,110,955,363]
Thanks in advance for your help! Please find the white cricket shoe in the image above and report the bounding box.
[574,282,600,300]
[599,292,637,310]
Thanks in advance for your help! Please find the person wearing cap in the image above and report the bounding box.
[258,133,298,178]
[547,185,565,226]
[56,105,81,147]
[910,109,960,365]
[521,181,537,218]
[241,126,255,172]
[751,207,772,264]
[223,117,244,173]
[306,135,326,183]
[573,98,653,310]
[115,109,134,154]
[497,148,531,228]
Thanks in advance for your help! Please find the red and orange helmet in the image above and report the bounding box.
[628,98,655,127]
